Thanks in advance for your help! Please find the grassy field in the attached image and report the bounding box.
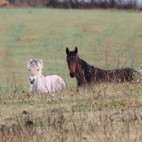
[0,8,142,142]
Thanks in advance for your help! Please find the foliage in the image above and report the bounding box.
[5,0,142,10]
[0,0,9,6]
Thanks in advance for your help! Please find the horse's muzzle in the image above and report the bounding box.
[29,78,35,84]
[70,72,75,78]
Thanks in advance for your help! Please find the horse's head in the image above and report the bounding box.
[66,47,78,78]
[27,59,43,84]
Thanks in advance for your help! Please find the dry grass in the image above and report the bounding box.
[0,82,142,142]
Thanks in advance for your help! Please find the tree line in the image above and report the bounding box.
[5,0,142,10]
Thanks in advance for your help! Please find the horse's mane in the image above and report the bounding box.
[78,56,92,69]
[78,56,102,72]
[29,59,39,66]
[27,59,43,69]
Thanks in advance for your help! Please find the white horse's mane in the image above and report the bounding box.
[27,59,43,70]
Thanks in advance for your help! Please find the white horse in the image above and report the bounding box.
[27,59,66,93]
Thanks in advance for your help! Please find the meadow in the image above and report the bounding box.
[0,8,142,141]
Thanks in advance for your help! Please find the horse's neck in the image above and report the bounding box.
[75,58,88,84]
[76,58,89,73]
[33,74,46,92]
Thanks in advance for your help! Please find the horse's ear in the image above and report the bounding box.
[39,59,43,64]
[66,47,69,55]
[74,46,78,54]
[27,60,30,69]
[38,59,43,69]
[29,59,33,63]
[27,59,32,69]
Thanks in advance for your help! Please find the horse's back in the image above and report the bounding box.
[92,67,140,83]
[105,67,139,82]
[119,67,140,82]
[45,75,66,92]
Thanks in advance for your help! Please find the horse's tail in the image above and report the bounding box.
[128,68,141,83]
[134,71,141,83]
[120,67,140,83]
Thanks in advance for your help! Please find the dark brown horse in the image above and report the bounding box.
[66,47,140,86]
